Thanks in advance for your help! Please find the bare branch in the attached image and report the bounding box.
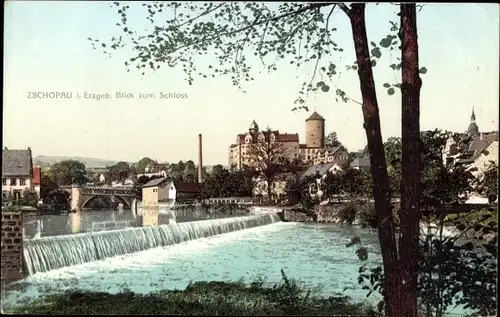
[337,3,351,15]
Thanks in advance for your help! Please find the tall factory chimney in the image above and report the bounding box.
[198,134,203,183]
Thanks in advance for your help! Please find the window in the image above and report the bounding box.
[10,178,17,186]
[2,178,6,186]
[20,178,26,186]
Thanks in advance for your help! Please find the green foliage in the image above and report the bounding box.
[356,202,378,229]
[351,210,497,317]
[90,4,426,111]
[136,157,155,173]
[40,171,59,201]
[50,160,88,186]
[202,165,256,198]
[325,131,343,148]
[321,168,372,199]
[9,272,379,316]
[383,129,474,205]
[337,202,358,225]
[348,130,496,317]
[107,161,133,182]
[38,170,71,210]
[478,162,498,202]
[22,190,39,207]
[285,174,318,208]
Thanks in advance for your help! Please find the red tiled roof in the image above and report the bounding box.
[174,182,201,193]
[33,166,41,185]
[237,131,299,143]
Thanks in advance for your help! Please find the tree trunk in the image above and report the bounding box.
[397,4,422,317]
[267,180,273,204]
[346,4,400,317]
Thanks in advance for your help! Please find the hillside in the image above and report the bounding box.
[33,156,228,171]
[33,155,119,169]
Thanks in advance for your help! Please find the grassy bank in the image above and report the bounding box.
[8,272,379,316]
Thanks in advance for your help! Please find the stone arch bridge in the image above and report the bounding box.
[62,186,137,211]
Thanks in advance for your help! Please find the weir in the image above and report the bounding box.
[23,214,281,275]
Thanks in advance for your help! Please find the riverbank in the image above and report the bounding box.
[6,274,379,316]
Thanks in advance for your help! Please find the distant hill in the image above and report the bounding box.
[33,155,120,169]
[34,156,230,171]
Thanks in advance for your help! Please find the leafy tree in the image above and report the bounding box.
[284,173,302,205]
[136,157,155,173]
[93,3,425,316]
[40,171,59,202]
[232,165,258,197]
[383,137,403,197]
[202,164,231,198]
[285,174,318,209]
[325,132,342,148]
[183,160,198,183]
[321,171,342,200]
[480,161,498,202]
[50,160,88,186]
[247,129,287,200]
[322,167,372,200]
[136,174,163,186]
[48,190,71,211]
[21,189,39,207]
[108,161,132,181]
[202,165,257,198]
[351,130,494,317]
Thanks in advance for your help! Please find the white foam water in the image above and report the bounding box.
[23,214,281,275]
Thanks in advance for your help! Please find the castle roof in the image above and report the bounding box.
[305,111,325,121]
[237,131,299,143]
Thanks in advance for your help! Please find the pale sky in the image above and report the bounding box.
[3,2,499,165]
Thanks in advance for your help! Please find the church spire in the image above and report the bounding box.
[467,107,479,136]
[470,107,476,122]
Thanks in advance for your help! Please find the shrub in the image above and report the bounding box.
[337,203,358,225]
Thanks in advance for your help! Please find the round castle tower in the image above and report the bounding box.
[305,111,325,148]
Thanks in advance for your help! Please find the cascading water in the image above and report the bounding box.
[23,213,281,275]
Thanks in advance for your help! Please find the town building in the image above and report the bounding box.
[141,178,202,205]
[443,109,498,196]
[137,170,167,179]
[350,156,371,171]
[252,166,308,203]
[33,165,41,197]
[229,120,300,169]
[168,181,202,203]
[313,146,349,166]
[2,147,34,200]
[229,111,349,169]
[300,162,343,201]
[142,177,170,205]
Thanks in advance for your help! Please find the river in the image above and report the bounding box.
[2,220,470,316]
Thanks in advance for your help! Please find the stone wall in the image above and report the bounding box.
[1,211,24,284]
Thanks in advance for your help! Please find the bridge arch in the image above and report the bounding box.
[81,195,130,209]
[70,186,137,212]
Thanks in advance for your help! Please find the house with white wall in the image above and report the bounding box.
[2,147,34,200]
[300,162,343,201]
[167,181,202,203]
[141,178,202,205]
